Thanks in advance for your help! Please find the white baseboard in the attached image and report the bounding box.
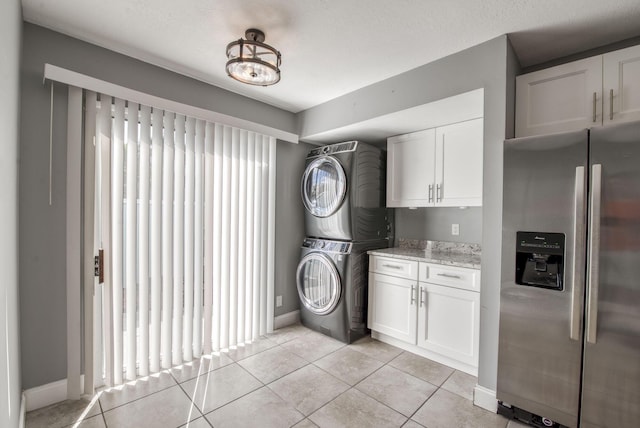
[19,392,26,428]
[24,375,85,412]
[473,384,498,412]
[274,310,300,329]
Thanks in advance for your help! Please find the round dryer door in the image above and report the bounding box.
[301,156,347,217]
[296,253,342,315]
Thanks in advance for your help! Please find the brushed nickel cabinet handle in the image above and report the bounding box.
[609,89,614,121]
[428,184,433,203]
[382,264,402,269]
[437,273,461,279]
[411,284,416,305]
[592,92,597,122]
[419,286,426,308]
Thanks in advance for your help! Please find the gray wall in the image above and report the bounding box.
[1,1,22,426]
[395,207,482,244]
[274,141,314,316]
[19,23,300,390]
[297,35,516,392]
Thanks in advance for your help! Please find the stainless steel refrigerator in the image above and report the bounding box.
[497,121,640,428]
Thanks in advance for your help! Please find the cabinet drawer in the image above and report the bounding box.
[370,255,418,280]
[419,263,480,292]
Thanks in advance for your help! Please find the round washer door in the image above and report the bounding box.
[296,252,342,315]
[301,156,347,218]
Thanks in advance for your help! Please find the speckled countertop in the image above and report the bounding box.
[368,239,481,269]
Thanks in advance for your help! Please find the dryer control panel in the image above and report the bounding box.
[306,141,358,158]
[302,238,352,254]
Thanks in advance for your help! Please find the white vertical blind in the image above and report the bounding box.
[125,101,139,381]
[149,107,163,373]
[86,93,276,384]
[193,120,204,358]
[138,105,151,377]
[112,98,125,386]
[183,117,196,362]
[161,111,175,369]
[220,127,231,350]
[237,131,247,343]
[173,114,185,367]
[229,129,239,347]
[212,124,223,352]
[202,122,214,355]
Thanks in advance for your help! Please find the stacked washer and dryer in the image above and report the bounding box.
[296,141,390,343]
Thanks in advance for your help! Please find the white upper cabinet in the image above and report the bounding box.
[515,57,602,137]
[387,119,483,208]
[387,129,436,207]
[516,44,640,137]
[603,45,640,125]
[386,88,484,208]
[435,118,483,207]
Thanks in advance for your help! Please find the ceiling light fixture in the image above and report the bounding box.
[226,29,281,86]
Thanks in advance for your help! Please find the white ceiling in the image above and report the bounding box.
[21,0,640,113]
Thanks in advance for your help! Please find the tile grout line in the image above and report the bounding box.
[98,397,108,428]
[195,361,270,419]
[99,376,179,414]
[175,376,207,422]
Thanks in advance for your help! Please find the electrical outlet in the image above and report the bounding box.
[452,224,460,236]
[276,295,283,307]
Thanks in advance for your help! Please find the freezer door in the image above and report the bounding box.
[498,129,588,427]
[581,122,640,428]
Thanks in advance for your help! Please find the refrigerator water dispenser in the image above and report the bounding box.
[515,232,565,291]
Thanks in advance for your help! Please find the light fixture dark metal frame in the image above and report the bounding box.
[225,29,282,86]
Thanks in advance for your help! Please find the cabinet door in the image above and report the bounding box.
[435,118,483,207]
[417,283,480,368]
[368,272,417,344]
[386,129,436,207]
[603,45,640,125]
[515,57,602,137]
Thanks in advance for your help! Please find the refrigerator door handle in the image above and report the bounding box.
[586,164,602,344]
[570,166,586,341]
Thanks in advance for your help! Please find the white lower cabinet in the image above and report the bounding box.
[416,282,480,368]
[368,254,480,375]
[368,272,417,344]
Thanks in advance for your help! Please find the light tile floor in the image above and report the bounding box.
[26,324,526,428]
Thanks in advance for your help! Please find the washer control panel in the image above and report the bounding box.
[303,238,352,254]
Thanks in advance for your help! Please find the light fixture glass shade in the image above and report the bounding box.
[226,29,281,86]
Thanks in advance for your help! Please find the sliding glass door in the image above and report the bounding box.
[84,91,276,390]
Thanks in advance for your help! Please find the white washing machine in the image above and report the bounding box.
[301,141,388,241]
[296,237,388,343]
